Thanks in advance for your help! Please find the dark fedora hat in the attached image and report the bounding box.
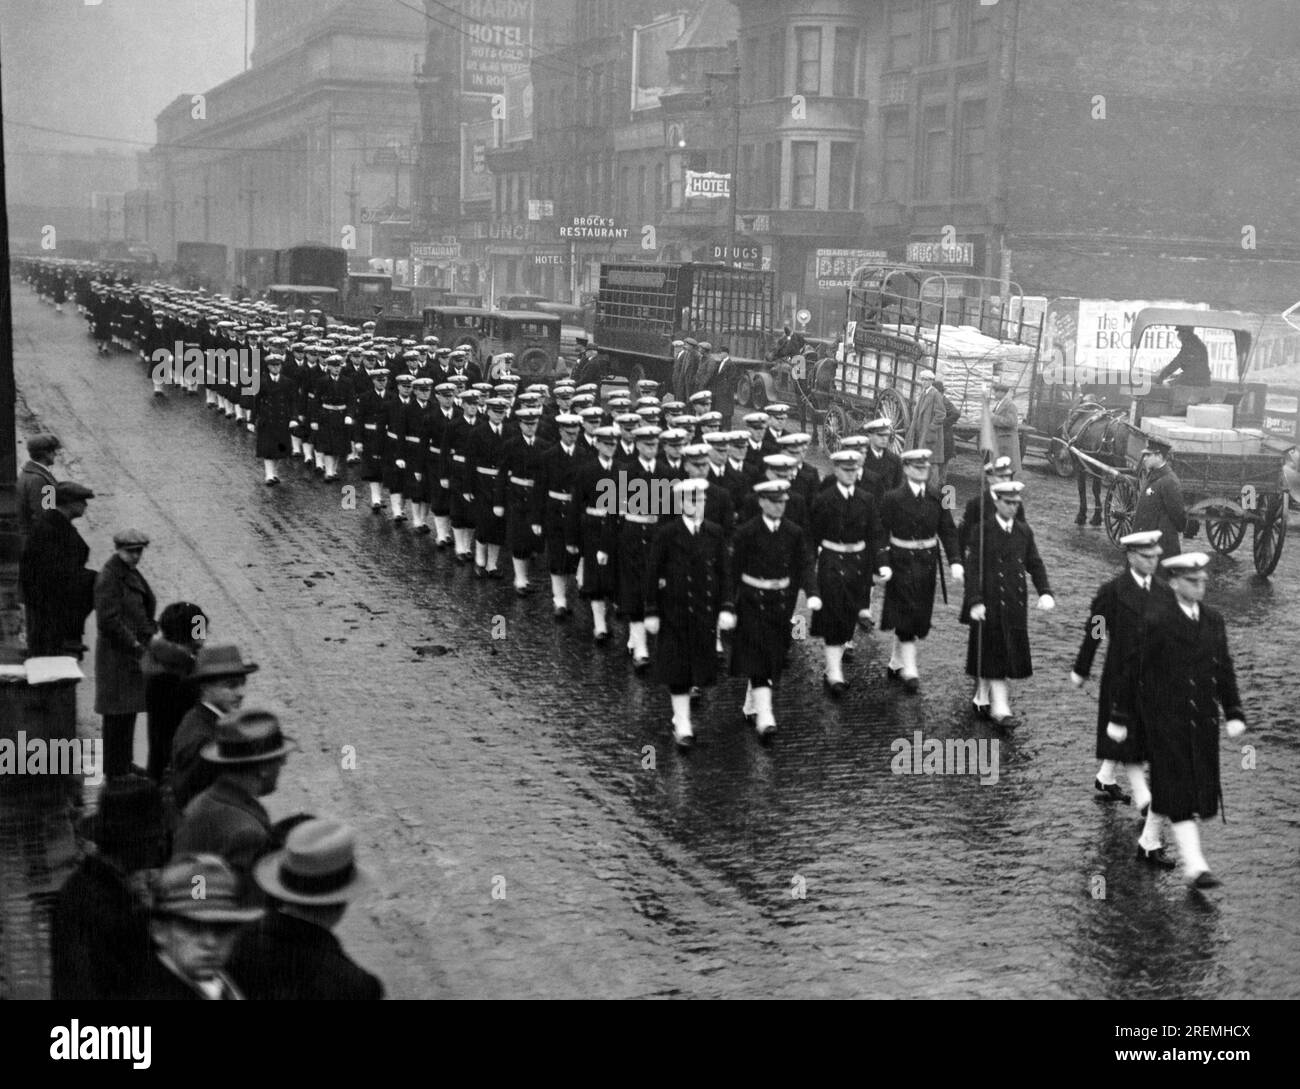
[190,644,259,682]
[253,818,372,905]
[200,708,298,765]
[77,775,164,852]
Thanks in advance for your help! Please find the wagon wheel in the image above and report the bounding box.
[1252,493,1287,577]
[875,388,909,457]
[1050,441,1077,479]
[1203,505,1246,555]
[734,370,753,409]
[1103,475,1138,545]
[822,403,849,456]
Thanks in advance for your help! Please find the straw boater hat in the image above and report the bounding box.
[152,854,264,923]
[253,818,372,905]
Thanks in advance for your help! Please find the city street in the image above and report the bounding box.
[8,284,1300,1000]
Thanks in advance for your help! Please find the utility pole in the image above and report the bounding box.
[239,187,259,249]
[729,63,741,264]
[143,190,152,242]
[345,161,360,228]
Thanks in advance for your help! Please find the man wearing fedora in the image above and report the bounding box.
[989,377,1022,475]
[94,529,158,779]
[52,776,169,1000]
[20,480,98,657]
[133,854,263,999]
[904,371,947,488]
[170,644,260,810]
[228,819,384,1000]
[173,709,298,879]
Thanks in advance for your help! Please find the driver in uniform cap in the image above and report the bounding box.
[1132,437,1186,561]
[877,448,962,693]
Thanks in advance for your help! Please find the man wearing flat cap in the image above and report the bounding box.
[1133,438,1186,560]
[17,432,61,538]
[228,819,384,999]
[20,481,97,657]
[95,529,158,779]
[131,854,263,999]
[1070,530,1176,862]
[173,709,298,880]
[1109,553,1245,889]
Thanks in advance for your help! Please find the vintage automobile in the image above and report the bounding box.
[478,310,564,380]
[422,305,491,357]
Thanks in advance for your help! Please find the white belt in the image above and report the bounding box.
[890,536,938,550]
[548,490,572,501]
[623,513,657,525]
[385,431,398,439]
[453,455,467,463]
[741,574,790,590]
[406,435,421,443]
[585,507,608,517]
[322,403,347,410]
[363,423,378,431]
[476,466,499,476]
[821,540,866,553]
[429,446,442,455]
[509,476,534,487]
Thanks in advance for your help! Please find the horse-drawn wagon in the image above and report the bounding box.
[1060,307,1294,577]
[810,265,1042,455]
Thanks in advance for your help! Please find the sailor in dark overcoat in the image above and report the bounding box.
[809,451,888,695]
[382,373,415,523]
[298,346,325,471]
[568,427,622,641]
[403,378,437,533]
[441,390,483,558]
[617,426,671,670]
[1132,439,1186,560]
[466,397,512,576]
[729,479,819,739]
[426,383,460,546]
[253,354,295,484]
[1070,529,1177,863]
[354,369,392,510]
[876,449,962,692]
[313,355,354,481]
[497,408,549,593]
[533,414,585,617]
[643,479,733,748]
[1109,552,1246,888]
[957,456,1025,556]
[959,481,1053,726]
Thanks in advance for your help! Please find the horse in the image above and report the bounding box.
[1060,403,1149,525]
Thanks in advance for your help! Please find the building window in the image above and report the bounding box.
[740,144,755,207]
[620,166,630,214]
[792,141,817,208]
[742,37,759,99]
[766,31,785,98]
[795,28,821,95]
[919,104,949,199]
[883,110,909,200]
[638,165,647,221]
[829,142,855,210]
[957,99,986,196]
[888,0,919,70]
[655,162,665,212]
[927,1,954,64]
[967,0,993,55]
[832,27,859,97]
[761,143,776,207]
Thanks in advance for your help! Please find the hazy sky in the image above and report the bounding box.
[1,0,247,154]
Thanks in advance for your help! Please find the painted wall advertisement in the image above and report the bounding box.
[1039,298,1239,386]
[460,120,495,204]
[461,0,533,98]
[813,249,888,290]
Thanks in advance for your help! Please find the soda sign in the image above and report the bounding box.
[685,171,730,198]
